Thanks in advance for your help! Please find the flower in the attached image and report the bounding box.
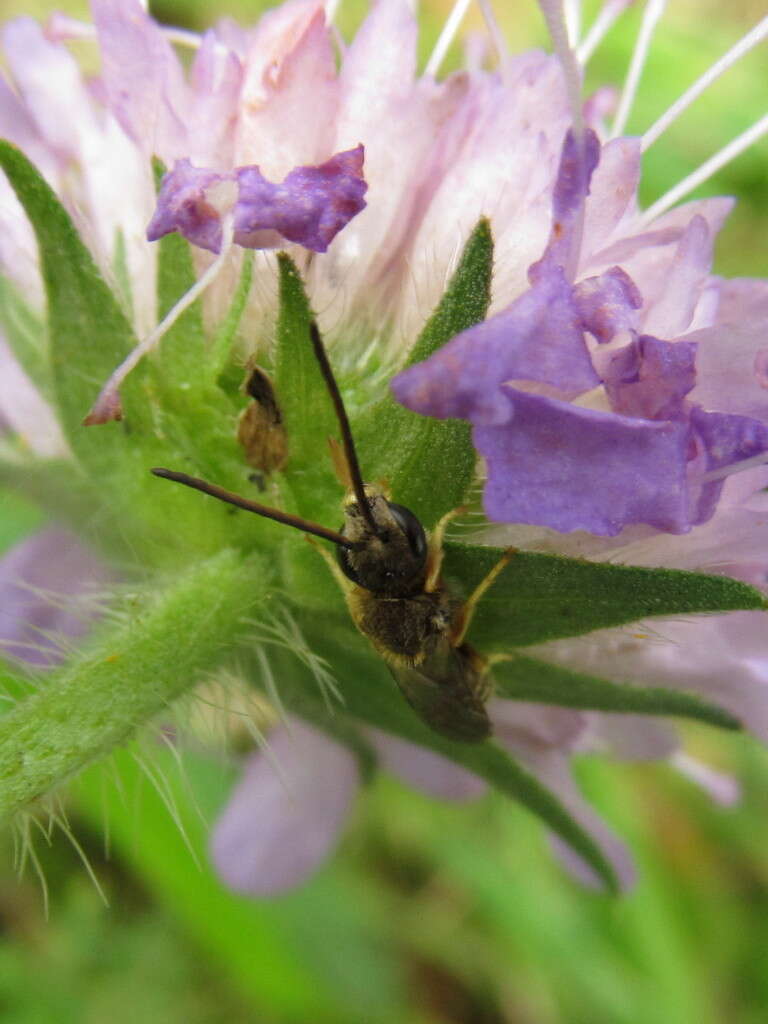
[1,0,767,898]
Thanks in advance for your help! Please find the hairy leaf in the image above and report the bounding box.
[443,542,767,649]
[494,655,741,730]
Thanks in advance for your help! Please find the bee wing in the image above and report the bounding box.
[388,642,491,743]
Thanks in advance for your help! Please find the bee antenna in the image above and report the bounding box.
[309,321,380,536]
[151,468,358,549]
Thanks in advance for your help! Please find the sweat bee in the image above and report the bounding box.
[152,322,513,742]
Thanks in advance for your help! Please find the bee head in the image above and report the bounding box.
[336,485,427,596]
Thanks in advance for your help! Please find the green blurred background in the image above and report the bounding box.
[1,1,768,1021]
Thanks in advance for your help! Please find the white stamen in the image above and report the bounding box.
[577,0,633,65]
[47,12,203,50]
[611,0,667,137]
[424,0,474,77]
[89,212,236,421]
[538,0,587,282]
[563,0,581,46]
[324,0,342,25]
[699,451,768,484]
[640,112,768,225]
[477,0,508,63]
[671,753,740,806]
[643,16,768,151]
[538,0,584,134]
[162,26,204,50]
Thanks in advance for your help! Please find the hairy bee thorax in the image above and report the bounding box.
[336,486,428,597]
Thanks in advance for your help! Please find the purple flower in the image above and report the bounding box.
[0,529,109,668]
[393,132,768,538]
[146,146,367,254]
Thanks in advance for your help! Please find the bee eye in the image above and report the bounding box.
[386,502,427,564]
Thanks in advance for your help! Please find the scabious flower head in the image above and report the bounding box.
[0,0,767,897]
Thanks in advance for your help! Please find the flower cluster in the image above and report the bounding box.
[0,0,767,897]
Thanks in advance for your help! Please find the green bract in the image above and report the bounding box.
[1,140,765,894]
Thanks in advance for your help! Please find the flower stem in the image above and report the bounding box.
[0,549,261,822]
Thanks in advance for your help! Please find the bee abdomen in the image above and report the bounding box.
[350,589,451,664]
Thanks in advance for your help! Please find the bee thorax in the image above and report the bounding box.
[337,491,428,596]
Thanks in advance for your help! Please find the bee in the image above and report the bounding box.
[152,322,513,742]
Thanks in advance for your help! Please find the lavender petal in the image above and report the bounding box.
[146,159,228,253]
[475,389,691,535]
[368,728,486,801]
[210,719,359,896]
[391,264,599,424]
[601,334,697,421]
[573,266,642,344]
[0,529,109,667]
[691,407,768,525]
[234,145,367,253]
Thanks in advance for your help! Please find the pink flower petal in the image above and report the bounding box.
[92,0,189,163]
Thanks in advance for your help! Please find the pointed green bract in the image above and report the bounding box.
[444,541,767,649]
[0,550,265,823]
[271,253,341,520]
[0,141,138,471]
[273,253,337,472]
[355,218,493,527]
[494,655,741,730]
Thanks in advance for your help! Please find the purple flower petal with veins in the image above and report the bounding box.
[531,127,601,275]
[691,407,768,524]
[602,335,698,421]
[235,147,367,252]
[147,146,367,255]
[146,159,225,253]
[391,263,600,425]
[573,266,643,344]
[475,389,691,535]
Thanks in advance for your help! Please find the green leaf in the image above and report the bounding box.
[252,611,620,894]
[354,217,493,527]
[443,541,767,649]
[270,253,340,521]
[273,253,337,473]
[0,276,50,399]
[0,141,138,471]
[0,549,264,822]
[0,484,44,555]
[494,655,741,730]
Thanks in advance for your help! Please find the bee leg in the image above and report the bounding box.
[450,548,517,647]
[305,536,355,596]
[424,506,467,593]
